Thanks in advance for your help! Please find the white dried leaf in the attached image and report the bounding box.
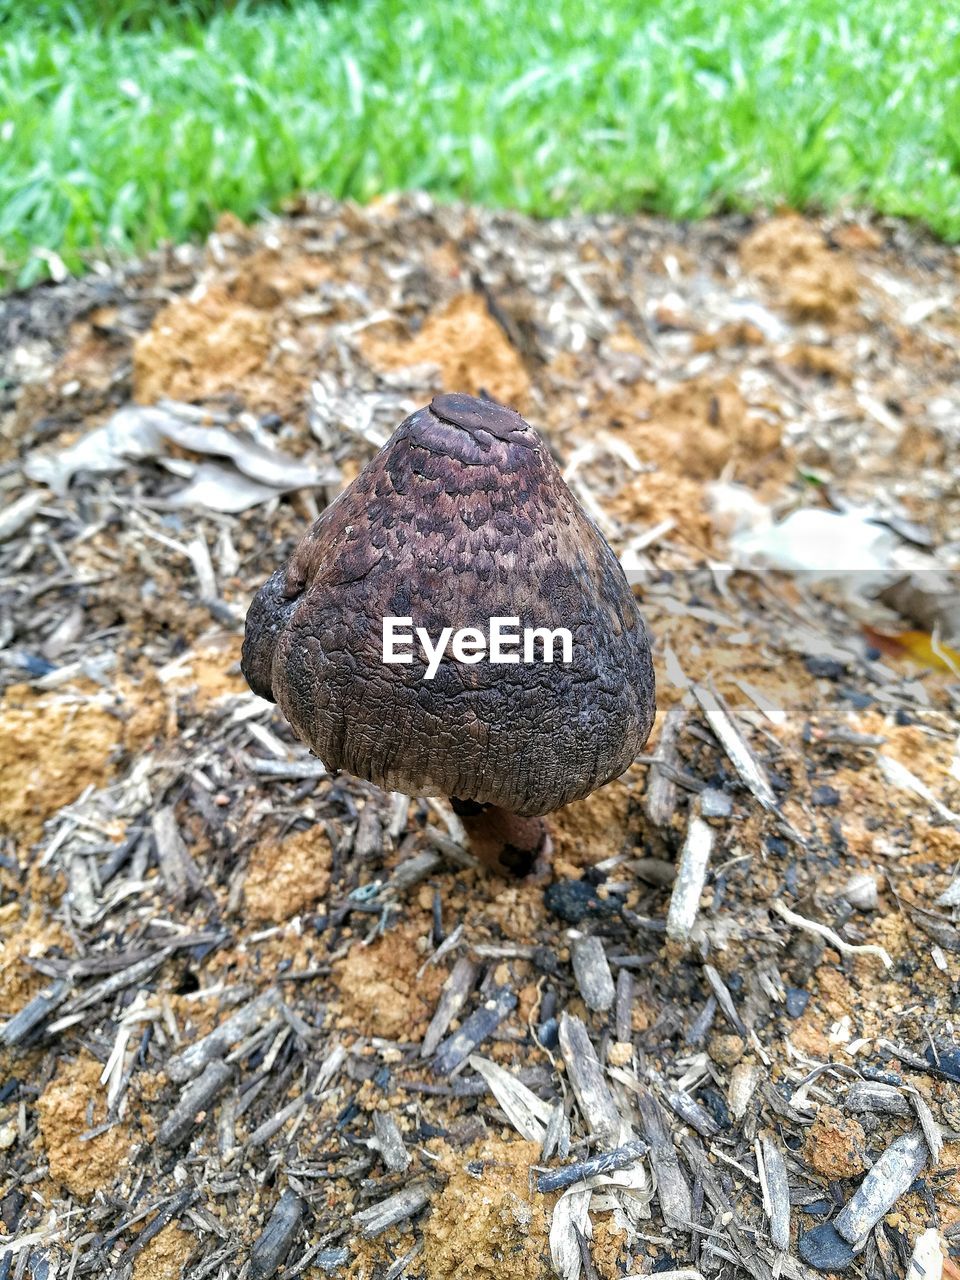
[24,401,335,508]
[549,1187,591,1280]
[907,1228,943,1280]
[0,491,47,542]
[728,1062,762,1120]
[879,755,960,828]
[166,462,286,513]
[159,418,327,489]
[468,1055,553,1142]
[24,405,169,492]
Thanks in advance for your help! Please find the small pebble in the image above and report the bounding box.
[15,654,57,678]
[805,656,846,681]
[785,987,810,1018]
[811,784,841,807]
[839,687,874,709]
[700,787,733,819]
[926,1042,960,1082]
[697,1085,731,1131]
[537,1017,559,1049]
[798,1223,856,1272]
[708,1032,745,1067]
[544,880,620,924]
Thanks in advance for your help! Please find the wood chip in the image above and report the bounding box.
[666,816,714,944]
[537,1138,647,1193]
[352,1183,432,1238]
[908,1088,943,1167]
[0,979,70,1047]
[152,804,203,906]
[372,1111,411,1173]
[834,1130,929,1247]
[643,1068,718,1138]
[844,1081,912,1117]
[421,957,478,1058]
[645,703,686,828]
[693,684,778,811]
[633,1086,691,1230]
[167,989,280,1082]
[758,1135,790,1251]
[702,963,748,1036]
[615,967,634,1044]
[250,1189,304,1279]
[558,1012,621,1150]
[571,935,615,1012]
[158,1060,233,1147]
[432,985,517,1076]
[679,1135,775,1280]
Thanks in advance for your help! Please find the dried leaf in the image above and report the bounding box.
[467,1054,553,1142]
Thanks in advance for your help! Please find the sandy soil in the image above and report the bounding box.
[1,194,958,1280]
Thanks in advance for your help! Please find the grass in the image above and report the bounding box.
[2,0,960,287]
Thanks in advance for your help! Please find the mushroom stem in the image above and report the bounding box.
[450,797,551,878]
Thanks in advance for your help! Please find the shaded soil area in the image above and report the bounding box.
[1,196,959,1279]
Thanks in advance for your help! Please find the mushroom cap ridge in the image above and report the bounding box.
[241,393,655,816]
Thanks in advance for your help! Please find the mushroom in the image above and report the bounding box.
[242,392,655,874]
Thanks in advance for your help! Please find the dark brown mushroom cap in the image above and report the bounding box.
[241,393,655,816]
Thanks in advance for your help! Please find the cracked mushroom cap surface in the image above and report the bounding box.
[242,393,655,816]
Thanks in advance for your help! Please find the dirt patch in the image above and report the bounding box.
[611,375,785,484]
[334,920,445,1041]
[37,1054,131,1197]
[131,1223,194,1280]
[161,635,247,706]
[0,689,121,846]
[363,293,531,409]
[549,775,636,873]
[740,214,860,323]
[422,1137,550,1280]
[133,285,273,405]
[244,822,333,924]
[804,1105,868,1179]
[590,1216,631,1279]
[3,196,960,1276]
[0,903,68,1015]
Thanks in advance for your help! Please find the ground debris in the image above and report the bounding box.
[570,934,615,1012]
[835,1130,930,1248]
[250,1188,304,1278]
[158,1059,233,1147]
[432,985,517,1075]
[1,195,958,1280]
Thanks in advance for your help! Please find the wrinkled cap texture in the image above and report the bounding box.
[242,393,656,816]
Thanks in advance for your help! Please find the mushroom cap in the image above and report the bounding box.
[242,393,655,816]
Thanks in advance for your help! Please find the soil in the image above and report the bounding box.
[421,1137,551,1280]
[334,920,446,1042]
[0,689,121,844]
[131,1224,195,1280]
[36,1054,132,1197]
[244,823,333,924]
[805,1105,869,1179]
[1,194,958,1279]
[363,292,532,410]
